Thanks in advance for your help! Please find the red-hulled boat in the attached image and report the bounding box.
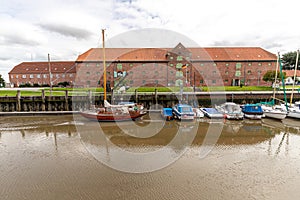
[80,100,147,122]
[80,29,147,122]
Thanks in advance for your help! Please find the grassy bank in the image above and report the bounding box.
[0,86,279,97]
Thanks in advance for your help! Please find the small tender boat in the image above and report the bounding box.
[199,108,224,119]
[215,102,244,120]
[161,108,173,120]
[241,104,264,120]
[172,104,194,120]
[193,108,204,118]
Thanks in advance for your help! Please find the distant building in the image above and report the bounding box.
[9,61,76,87]
[75,43,277,88]
[283,70,300,85]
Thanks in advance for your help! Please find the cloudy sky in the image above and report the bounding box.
[1,0,300,82]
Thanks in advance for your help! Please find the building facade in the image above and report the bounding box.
[8,44,278,88]
[75,43,277,88]
[9,61,76,87]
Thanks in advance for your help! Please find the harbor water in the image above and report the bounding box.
[1,114,300,199]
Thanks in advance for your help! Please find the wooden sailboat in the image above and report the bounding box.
[80,29,147,122]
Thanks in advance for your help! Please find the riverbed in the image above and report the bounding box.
[0,114,300,199]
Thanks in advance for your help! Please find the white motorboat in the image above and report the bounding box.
[193,108,204,118]
[200,108,224,119]
[261,104,287,120]
[215,102,244,120]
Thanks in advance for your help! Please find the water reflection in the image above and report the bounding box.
[1,115,300,199]
[2,115,299,148]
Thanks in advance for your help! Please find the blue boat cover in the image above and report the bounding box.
[163,108,173,116]
[203,108,221,114]
[242,104,263,113]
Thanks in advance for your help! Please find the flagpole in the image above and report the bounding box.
[102,29,106,101]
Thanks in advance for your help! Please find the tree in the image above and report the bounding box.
[263,70,286,85]
[0,74,5,88]
[282,51,300,70]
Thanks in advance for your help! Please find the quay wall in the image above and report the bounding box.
[0,90,299,112]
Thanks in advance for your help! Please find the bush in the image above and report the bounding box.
[58,81,70,87]
[19,83,32,87]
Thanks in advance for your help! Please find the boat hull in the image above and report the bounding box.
[287,110,300,119]
[80,111,147,122]
[225,113,244,120]
[200,108,224,119]
[243,113,263,120]
[263,111,287,120]
[172,104,194,121]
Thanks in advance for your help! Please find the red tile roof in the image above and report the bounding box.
[76,47,277,62]
[9,61,76,74]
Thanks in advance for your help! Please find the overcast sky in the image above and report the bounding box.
[1,0,300,82]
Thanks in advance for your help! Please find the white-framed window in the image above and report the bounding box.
[37,74,41,78]
[22,75,26,78]
[30,74,34,78]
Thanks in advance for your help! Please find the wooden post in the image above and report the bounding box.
[135,89,138,103]
[16,90,21,111]
[88,90,92,109]
[155,88,158,109]
[65,90,69,111]
[41,89,46,111]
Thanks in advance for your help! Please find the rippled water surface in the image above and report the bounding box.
[1,114,300,200]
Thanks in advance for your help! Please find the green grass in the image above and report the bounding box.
[0,86,282,97]
[0,87,106,97]
[126,87,194,93]
[201,86,273,92]
[127,86,274,92]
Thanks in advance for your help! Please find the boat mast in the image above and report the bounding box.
[272,52,280,100]
[290,49,299,105]
[48,53,53,95]
[102,29,107,101]
[279,53,288,111]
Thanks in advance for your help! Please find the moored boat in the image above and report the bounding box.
[161,108,173,120]
[172,104,194,120]
[261,104,287,120]
[80,29,147,122]
[241,104,264,120]
[80,100,147,122]
[285,101,300,119]
[215,102,244,120]
[193,108,204,118]
[199,108,224,119]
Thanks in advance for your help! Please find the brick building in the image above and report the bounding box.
[8,44,277,88]
[9,61,76,87]
[75,43,277,88]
